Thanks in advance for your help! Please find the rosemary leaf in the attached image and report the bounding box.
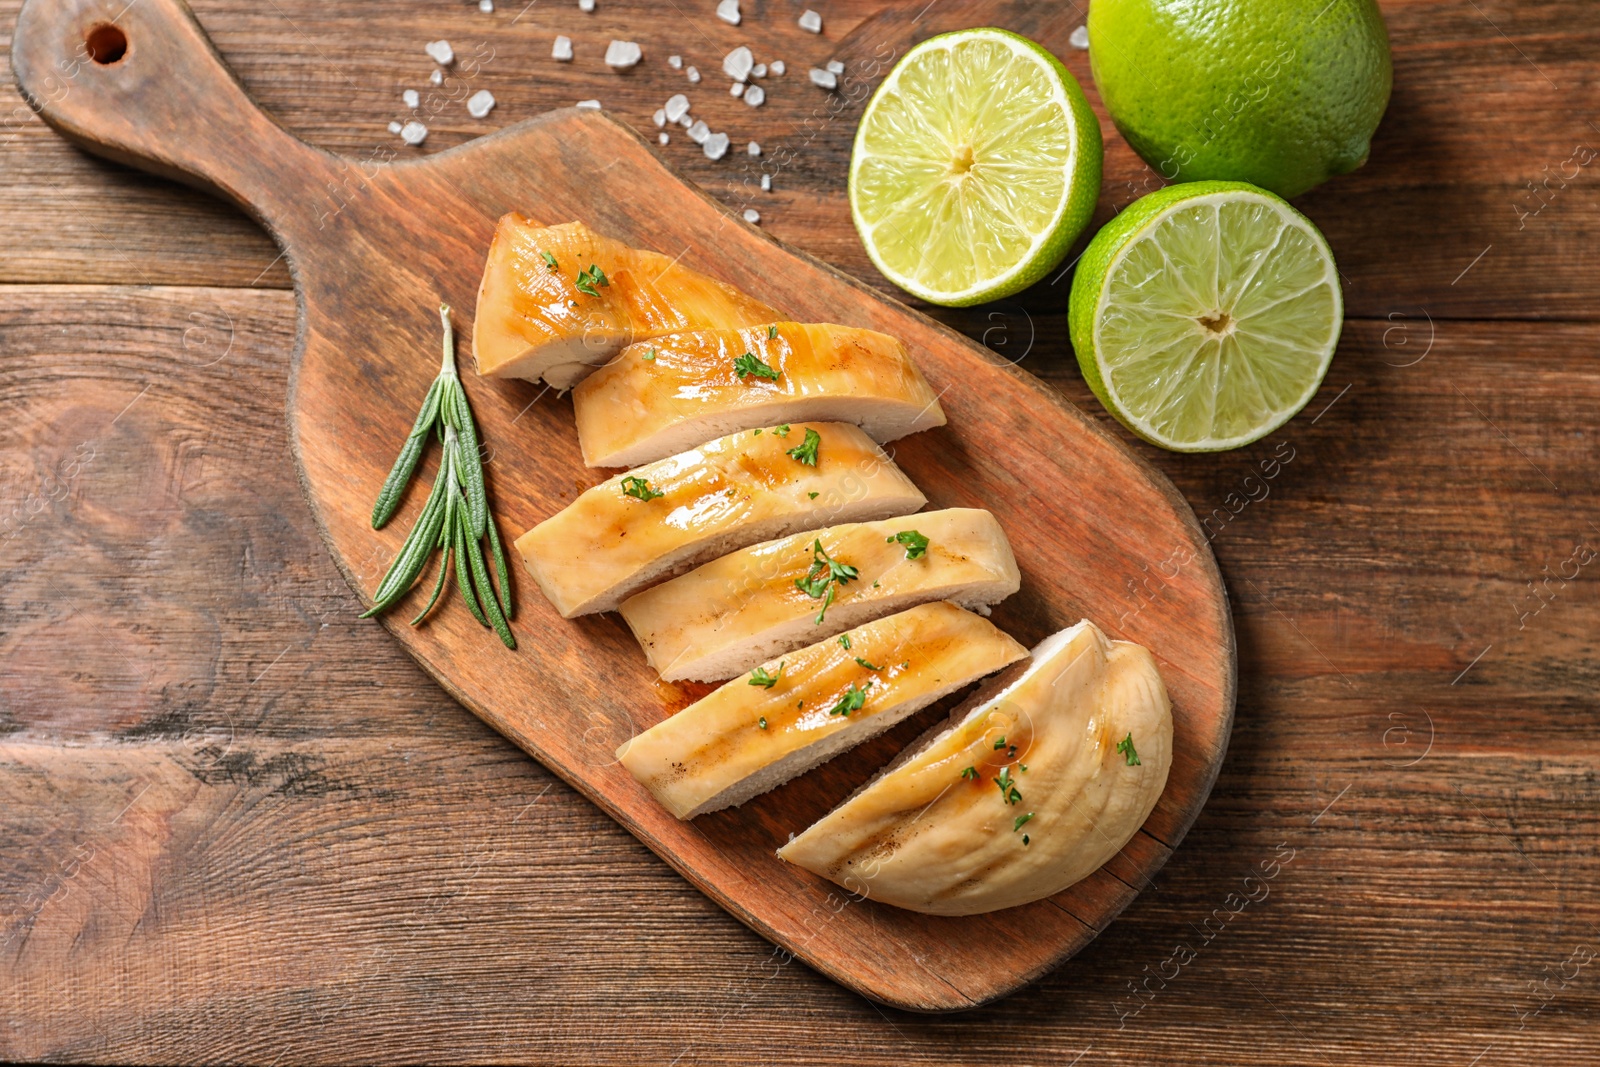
[464,508,516,648]
[409,541,453,625]
[370,377,442,529]
[451,492,489,627]
[486,512,513,618]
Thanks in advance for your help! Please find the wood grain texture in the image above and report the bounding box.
[9,0,1234,1011]
[4,0,1600,1060]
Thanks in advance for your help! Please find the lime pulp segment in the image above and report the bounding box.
[1091,190,1341,451]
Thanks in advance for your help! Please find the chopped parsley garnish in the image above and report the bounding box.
[1013,812,1034,832]
[993,736,1007,750]
[758,717,768,730]
[773,424,790,437]
[854,657,882,671]
[994,766,1022,805]
[829,682,870,717]
[837,634,851,649]
[574,263,610,297]
[1117,732,1141,766]
[733,351,780,381]
[786,427,821,466]
[541,251,558,270]
[1023,835,1030,846]
[620,475,664,502]
[753,428,763,435]
[886,529,929,560]
[808,491,819,500]
[748,661,784,688]
[795,539,858,624]
[768,324,779,339]
[899,660,910,669]
[642,348,657,361]
[960,766,979,781]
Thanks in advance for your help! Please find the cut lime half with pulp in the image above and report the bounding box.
[1069,181,1343,452]
[849,28,1102,307]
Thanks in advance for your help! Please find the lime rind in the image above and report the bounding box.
[849,28,1103,307]
[1069,181,1342,452]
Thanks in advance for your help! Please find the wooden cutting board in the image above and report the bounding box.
[12,0,1235,1011]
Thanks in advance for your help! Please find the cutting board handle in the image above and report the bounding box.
[11,0,334,231]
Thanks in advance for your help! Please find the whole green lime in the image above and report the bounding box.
[1088,0,1392,198]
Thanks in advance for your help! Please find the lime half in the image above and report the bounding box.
[1068,181,1342,452]
[849,28,1102,307]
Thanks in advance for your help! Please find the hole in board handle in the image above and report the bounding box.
[85,24,127,65]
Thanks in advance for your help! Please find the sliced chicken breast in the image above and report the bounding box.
[616,602,1029,819]
[472,215,780,388]
[571,322,946,468]
[778,619,1173,916]
[618,508,1020,681]
[515,423,926,617]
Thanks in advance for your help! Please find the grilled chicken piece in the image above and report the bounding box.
[617,603,1028,819]
[472,215,780,388]
[515,423,926,617]
[779,620,1173,916]
[618,508,1020,682]
[571,322,946,468]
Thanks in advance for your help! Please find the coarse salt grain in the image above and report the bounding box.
[747,141,761,156]
[825,59,844,74]
[401,121,428,145]
[653,108,667,127]
[467,89,496,118]
[664,93,691,122]
[605,40,642,69]
[678,113,693,127]
[743,84,765,106]
[553,35,574,61]
[659,131,670,144]
[743,208,760,224]
[809,67,837,89]
[668,55,683,69]
[723,46,753,81]
[687,119,711,144]
[687,66,701,83]
[426,40,455,65]
[798,9,822,33]
[402,89,420,108]
[429,69,444,85]
[576,99,602,109]
[387,121,403,134]
[731,82,746,98]
[716,0,741,24]
[703,132,730,160]
[770,60,786,75]
[751,63,767,78]
[479,0,494,10]
[1069,25,1089,50]
[760,173,771,190]
[579,0,595,10]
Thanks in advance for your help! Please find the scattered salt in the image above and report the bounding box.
[579,0,595,10]
[743,84,765,106]
[742,208,760,224]
[703,132,730,160]
[401,121,428,145]
[668,55,683,69]
[653,108,668,127]
[553,35,574,61]
[747,141,761,156]
[731,82,746,98]
[429,69,444,86]
[826,59,844,74]
[479,0,494,10]
[687,119,711,144]
[716,0,741,25]
[723,46,753,82]
[751,63,767,78]
[798,9,822,33]
[576,99,602,110]
[809,67,837,90]
[402,89,420,108]
[387,121,403,134]
[664,93,691,122]
[678,113,693,127]
[467,89,496,118]
[770,60,786,75]
[1069,25,1089,50]
[659,131,670,144]
[686,66,701,83]
[605,40,642,69]
[760,173,771,191]
[425,40,455,65]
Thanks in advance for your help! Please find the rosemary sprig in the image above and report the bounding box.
[362,304,514,648]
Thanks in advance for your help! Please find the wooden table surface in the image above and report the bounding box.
[3,0,1598,1062]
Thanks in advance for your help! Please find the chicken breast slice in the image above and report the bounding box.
[618,508,1020,682]
[515,423,926,617]
[572,321,946,468]
[473,215,780,388]
[778,619,1173,916]
[617,603,1028,819]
